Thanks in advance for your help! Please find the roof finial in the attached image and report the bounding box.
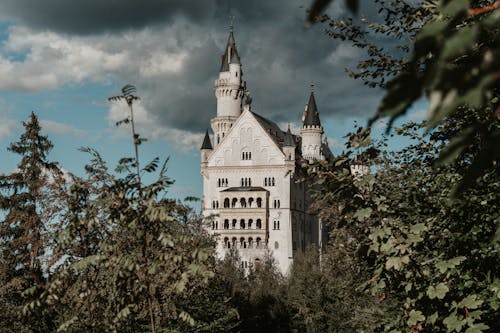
[229,15,235,32]
[310,82,315,93]
[288,123,291,131]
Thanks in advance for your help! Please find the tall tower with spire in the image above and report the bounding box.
[200,24,332,275]
[211,21,245,147]
[301,85,324,161]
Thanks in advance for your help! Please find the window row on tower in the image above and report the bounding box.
[223,197,262,208]
[217,178,229,187]
[223,237,263,249]
[264,177,275,186]
[217,177,278,188]
[220,218,262,230]
[241,177,251,187]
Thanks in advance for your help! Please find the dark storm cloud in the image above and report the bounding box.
[0,0,215,34]
[0,0,386,133]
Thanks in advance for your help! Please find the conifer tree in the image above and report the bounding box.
[0,112,60,332]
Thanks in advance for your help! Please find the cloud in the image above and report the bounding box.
[0,117,16,141]
[0,0,216,35]
[0,99,17,141]
[107,100,203,153]
[40,119,86,137]
[0,0,385,138]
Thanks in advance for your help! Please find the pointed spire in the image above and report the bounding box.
[284,124,295,147]
[303,84,321,127]
[201,130,213,150]
[220,17,240,72]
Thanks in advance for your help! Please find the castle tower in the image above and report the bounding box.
[283,124,296,162]
[211,23,245,147]
[301,86,324,161]
[200,129,213,168]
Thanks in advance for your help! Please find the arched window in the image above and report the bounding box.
[216,221,218,229]
[224,198,230,208]
[256,198,262,208]
[249,152,252,159]
[264,178,267,186]
[256,237,261,248]
[240,237,246,248]
[242,152,245,160]
[224,237,229,248]
[232,198,237,208]
[277,200,280,208]
[216,201,219,208]
[232,237,237,247]
[225,178,228,186]
[272,177,275,186]
[232,219,237,229]
[212,221,215,230]
[248,219,253,229]
[277,221,280,229]
[248,237,253,248]
[218,179,221,187]
[249,178,251,186]
[248,198,254,207]
[256,219,262,229]
[241,178,244,186]
[240,219,245,229]
[240,198,246,208]
[224,219,229,229]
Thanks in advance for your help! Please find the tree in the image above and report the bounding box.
[309,0,499,192]
[0,112,62,332]
[309,120,499,332]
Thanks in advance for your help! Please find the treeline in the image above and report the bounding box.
[1,106,498,333]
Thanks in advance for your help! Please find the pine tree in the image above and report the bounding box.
[0,112,60,332]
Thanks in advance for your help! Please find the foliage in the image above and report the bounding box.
[309,120,499,332]
[0,112,64,332]
[309,0,500,192]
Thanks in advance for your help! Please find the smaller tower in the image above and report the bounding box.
[200,130,213,169]
[283,124,296,162]
[211,20,245,147]
[301,84,324,162]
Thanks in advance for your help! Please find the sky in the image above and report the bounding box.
[0,0,426,201]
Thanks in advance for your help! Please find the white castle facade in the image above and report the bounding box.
[200,27,333,274]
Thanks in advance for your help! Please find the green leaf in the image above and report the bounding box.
[465,324,490,333]
[407,309,425,326]
[386,255,410,271]
[427,283,449,299]
[354,207,372,221]
[440,26,477,60]
[443,313,465,332]
[435,256,466,273]
[440,0,469,17]
[458,294,483,309]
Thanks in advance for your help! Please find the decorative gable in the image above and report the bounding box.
[208,110,285,167]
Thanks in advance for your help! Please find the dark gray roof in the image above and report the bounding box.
[221,186,268,192]
[219,31,240,72]
[303,92,321,126]
[200,130,212,150]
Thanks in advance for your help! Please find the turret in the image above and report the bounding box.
[211,22,245,147]
[283,124,296,162]
[200,130,213,168]
[300,85,324,162]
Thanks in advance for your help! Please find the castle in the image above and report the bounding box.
[200,25,332,274]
